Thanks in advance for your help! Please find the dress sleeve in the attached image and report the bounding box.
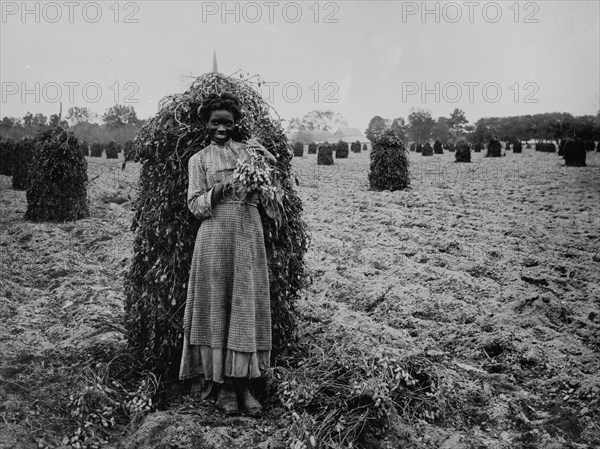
[187,154,215,220]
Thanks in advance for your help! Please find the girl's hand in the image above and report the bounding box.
[247,138,276,163]
[219,173,234,195]
[214,175,234,203]
[223,177,235,193]
[247,138,267,155]
[246,137,262,148]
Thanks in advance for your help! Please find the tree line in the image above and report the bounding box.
[0,105,146,145]
[365,109,600,146]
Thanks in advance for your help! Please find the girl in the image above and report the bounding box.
[179,92,277,416]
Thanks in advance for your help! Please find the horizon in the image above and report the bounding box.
[1,92,599,131]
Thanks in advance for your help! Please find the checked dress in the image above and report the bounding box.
[179,139,272,384]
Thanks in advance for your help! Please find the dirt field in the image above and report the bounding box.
[1,148,599,448]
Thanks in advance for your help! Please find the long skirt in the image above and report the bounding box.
[179,200,272,384]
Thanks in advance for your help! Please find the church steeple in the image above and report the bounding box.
[212,51,218,73]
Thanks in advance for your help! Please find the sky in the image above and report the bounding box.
[1,0,599,132]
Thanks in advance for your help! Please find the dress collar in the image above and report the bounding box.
[210,138,232,147]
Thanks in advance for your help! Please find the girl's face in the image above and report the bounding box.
[208,110,235,144]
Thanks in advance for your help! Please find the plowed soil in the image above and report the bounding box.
[1,148,599,448]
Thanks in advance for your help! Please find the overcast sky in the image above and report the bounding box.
[1,1,599,131]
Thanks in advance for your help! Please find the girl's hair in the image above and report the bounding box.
[198,92,242,123]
